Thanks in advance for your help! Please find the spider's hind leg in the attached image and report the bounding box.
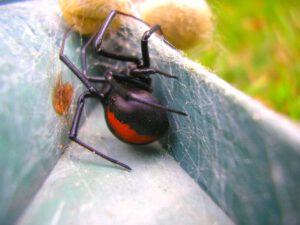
[69,91,131,171]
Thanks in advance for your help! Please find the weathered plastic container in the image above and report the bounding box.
[0,1,299,225]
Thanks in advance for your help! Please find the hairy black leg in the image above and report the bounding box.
[91,10,141,65]
[92,10,175,66]
[80,32,140,83]
[69,91,131,171]
[58,28,105,83]
[130,67,178,79]
[105,72,187,116]
[93,10,147,50]
[140,25,162,67]
[59,28,101,94]
[93,10,175,50]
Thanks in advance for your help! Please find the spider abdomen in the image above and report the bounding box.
[105,88,169,145]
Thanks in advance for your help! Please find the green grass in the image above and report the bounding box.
[188,0,300,121]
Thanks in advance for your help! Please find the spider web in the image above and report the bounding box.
[98,8,300,225]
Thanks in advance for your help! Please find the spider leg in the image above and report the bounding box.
[60,27,106,83]
[113,10,176,50]
[59,28,103,94]
[93,10,175,50]
[60,27,147,88]
[81,30,141,82]
[91,10,142,65]
[92,10,175,66]
[130,67,178,79]
[105,72,187,116]
[69,90,131,171]
[140,24,162,67]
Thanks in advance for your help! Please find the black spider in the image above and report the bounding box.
[59,10,187,171]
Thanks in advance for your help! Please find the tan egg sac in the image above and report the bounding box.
[140,0,214,50]
[59,0,132,35]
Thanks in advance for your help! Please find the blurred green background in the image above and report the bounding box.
[187,0,300,121]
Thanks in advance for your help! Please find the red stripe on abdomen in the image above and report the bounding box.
[106,110,157,145]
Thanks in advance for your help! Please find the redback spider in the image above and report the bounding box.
[59,10,187,171]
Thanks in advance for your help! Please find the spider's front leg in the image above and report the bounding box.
[69,90,131,171]
[60,26,107,85]
[92,10,174,67]
[90,10,142,65]
[137,24,182,82]
[59,27,104,96]
[90,10,176,78]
